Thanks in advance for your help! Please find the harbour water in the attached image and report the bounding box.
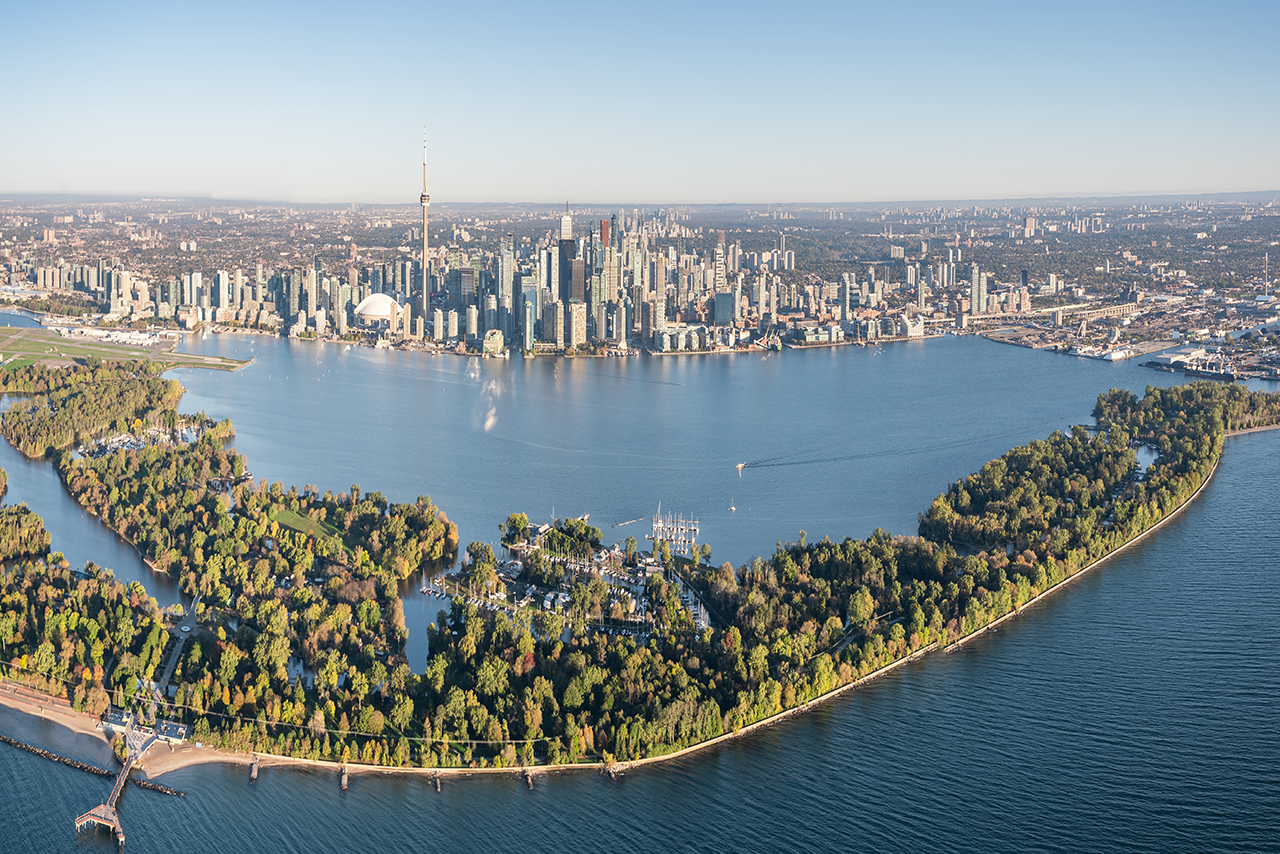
[0,312,180,607]
[1,331,1277,852]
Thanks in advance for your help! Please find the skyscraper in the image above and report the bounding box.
[570,258,585,303]
[568,302,587,348]
[558,206,575,303]
[214,270,230,308]
[499,236,514,330]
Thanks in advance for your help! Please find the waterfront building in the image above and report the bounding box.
[304,269,318,315]
[547,300,565,348]
[353,293,400,329]
[714,292,735,326]
[568,301,587,348]
[522,300,535,350]
[970,265,983,315]
[520,276,541,334]
[612,302,627,345]
[484,294,498,333]
[499,240,514,309]
[640,300,654,344]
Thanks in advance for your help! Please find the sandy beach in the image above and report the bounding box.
[1226,422,1280,436]
[0,680,109,745]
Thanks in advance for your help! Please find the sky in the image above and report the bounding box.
[3,0,1278,205]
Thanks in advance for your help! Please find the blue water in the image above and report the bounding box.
[167,334,1247,668]
[1,333,1277,852]
[0,312,180,607]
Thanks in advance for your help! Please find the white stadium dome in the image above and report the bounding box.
[353,293,400,323]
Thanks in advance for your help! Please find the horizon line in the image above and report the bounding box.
[2,188,1278,210]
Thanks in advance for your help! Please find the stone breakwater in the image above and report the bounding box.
[0,730,113,776]
[0,730,183,795]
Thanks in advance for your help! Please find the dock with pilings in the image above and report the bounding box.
[74,720,155,847]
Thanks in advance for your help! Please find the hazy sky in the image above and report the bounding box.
[4,0,1277,204]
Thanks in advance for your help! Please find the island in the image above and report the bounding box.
[1,360,1279,805]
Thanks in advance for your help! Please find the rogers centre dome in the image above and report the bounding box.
[353,293,400,324]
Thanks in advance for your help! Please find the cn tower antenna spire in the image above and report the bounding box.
[420,127,430,315]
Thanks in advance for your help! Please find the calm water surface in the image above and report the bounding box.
[169,333,1248,667]
[0,332,1276,852]
[0,313,181,607]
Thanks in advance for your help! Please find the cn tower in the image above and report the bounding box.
[419,129,430,314]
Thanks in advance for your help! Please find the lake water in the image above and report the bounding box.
[0,312,181,607]
[1,330,1277,852]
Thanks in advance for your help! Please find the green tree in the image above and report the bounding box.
[847,586,875,633]
[502,513,529,545]
[218,644,243,685]
[390,695,415,732]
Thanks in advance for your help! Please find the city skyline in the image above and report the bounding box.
[4,1,1279,204]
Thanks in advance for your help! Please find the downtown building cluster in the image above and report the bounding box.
[7,195,1274,361]
[0,214,1042,353]
[423,207,802,354]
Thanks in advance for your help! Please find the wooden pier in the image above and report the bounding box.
[74,721,155,847]
[75,803,125,847]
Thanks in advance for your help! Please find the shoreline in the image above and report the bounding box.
[141,641,942,781]
[609,641,938,773]
[944,446,1224,653]
[192,323,948,361]
[0,680,111,746]
[1,418,1272,785]
[0,639,944,784]
[1225,422,1280,437]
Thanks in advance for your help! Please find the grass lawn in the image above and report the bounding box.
[0,327,249,372]
[268,506,342,540]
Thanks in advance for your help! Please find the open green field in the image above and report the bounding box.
[0,326,248,372]
[268,506,342,541]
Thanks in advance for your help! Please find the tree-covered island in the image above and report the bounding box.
[1,364,1278,772]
